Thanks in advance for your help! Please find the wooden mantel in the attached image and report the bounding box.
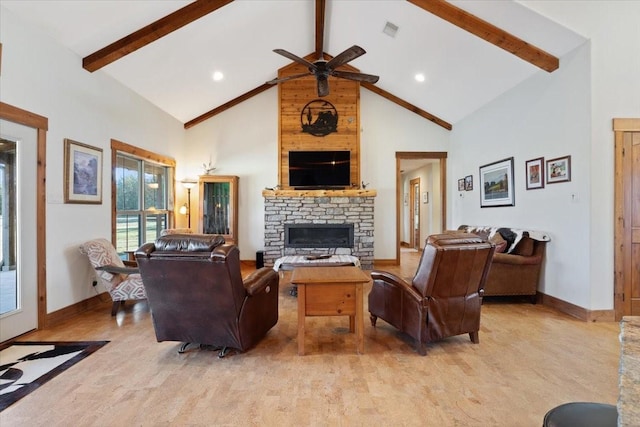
[262,189,377,198]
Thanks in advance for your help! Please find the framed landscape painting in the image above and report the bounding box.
[479,157,515,208]
[64,139,103,204]
[546,155,571,184]
[525,157,544,190]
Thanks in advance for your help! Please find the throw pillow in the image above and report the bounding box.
[512,236,535,257]
[489,233,508,253]
[497,227,517,252]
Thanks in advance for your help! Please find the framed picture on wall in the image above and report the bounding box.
[525,157,545,190]
[64,138,103,204]
[458,178,465,191]
[464,175,473,191]
[546,155,571,184]
[479,157,515,208]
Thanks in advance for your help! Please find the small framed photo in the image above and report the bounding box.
[479,157,515,208]
[525,157,545,190]
[458,178,465,191]
[546,155,571,184]
[64,139,103,204]
[464,175,473,191]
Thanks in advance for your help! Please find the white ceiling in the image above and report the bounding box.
[1,0,586,126]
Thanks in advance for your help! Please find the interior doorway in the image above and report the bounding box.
[395,152,447,264]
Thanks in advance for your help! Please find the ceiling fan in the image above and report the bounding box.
[266,45,379,97]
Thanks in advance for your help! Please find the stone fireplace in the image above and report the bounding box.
[262,189,376,269]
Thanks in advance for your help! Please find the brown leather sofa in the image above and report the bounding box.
[135,234,279,357]
[456,225,550,302]
[369,233,495,355]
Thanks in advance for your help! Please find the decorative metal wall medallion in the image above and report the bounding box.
[300,100,338,136]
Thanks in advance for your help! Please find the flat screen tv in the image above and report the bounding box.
[288,150,351,189]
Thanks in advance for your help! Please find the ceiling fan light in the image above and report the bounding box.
[383,22,399,38]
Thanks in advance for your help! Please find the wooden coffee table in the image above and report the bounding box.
[291,266,371,355]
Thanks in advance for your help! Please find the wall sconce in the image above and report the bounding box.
[181,179,197,228]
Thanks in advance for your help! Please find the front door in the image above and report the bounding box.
[0,120,38,341]
[614,118,640,319]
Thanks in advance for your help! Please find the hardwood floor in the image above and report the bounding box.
[1,251,620,426]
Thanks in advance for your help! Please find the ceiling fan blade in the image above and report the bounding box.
[331,70,379,84]
[266,72,313,85]
[317,78,329,97]
[326,45,366,69]
[273,49,317,70]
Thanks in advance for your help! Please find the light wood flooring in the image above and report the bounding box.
[1,250,620,426]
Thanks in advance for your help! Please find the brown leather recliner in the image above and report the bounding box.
[135,234,279,357]
[369,233,495,355]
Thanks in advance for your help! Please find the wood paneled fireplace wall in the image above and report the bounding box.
[263,60,375,268]
[276,55,361,189]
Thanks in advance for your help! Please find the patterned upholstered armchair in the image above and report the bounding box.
[79,238,146,316]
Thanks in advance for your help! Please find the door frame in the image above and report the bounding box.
[614,118,640,320]
[0,102,47,331]
[395,151,447,265]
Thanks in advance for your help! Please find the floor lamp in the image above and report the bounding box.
[180,180,197,228]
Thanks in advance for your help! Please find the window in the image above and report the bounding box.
[111,140,175,257]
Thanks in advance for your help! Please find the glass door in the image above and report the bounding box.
[198,175,238,244]
[0,120,38,341]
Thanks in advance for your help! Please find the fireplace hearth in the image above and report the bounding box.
[285,224,354,248]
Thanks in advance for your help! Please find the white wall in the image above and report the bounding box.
[361,90,451,260]
[182,89,279,260]
[450,43,591,308]
[449,0,640,311]
[515,1,640,310]
[0,7,185,312]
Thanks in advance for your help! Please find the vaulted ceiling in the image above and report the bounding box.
[1,0,586,130]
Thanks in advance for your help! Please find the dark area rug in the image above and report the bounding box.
[0,340,108,411]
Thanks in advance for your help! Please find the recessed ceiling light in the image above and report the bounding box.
[414,73,426,83]
[212,71,224,81]
[383,21,399,38]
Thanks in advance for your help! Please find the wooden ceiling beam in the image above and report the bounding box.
[362,82,452,131]
[315,0,326,59]
[83,0,234,72]
[184,83,272,129]
[407,0,559,72]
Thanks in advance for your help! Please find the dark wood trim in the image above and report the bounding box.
[0,102,48,130]
[0,102,48,330]
[362,82,452,130]
[45,294,111,328]
[407,0,559,73]
[83,0,234,72]
[315,0,326,59]
[538,292,615,322]
[184,83,273,128]
[110,139,176,166]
